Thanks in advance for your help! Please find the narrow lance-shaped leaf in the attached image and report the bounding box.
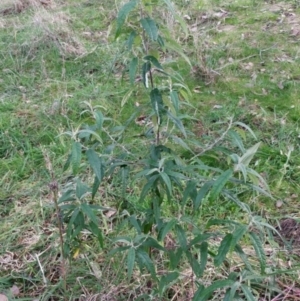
[169,248,183,269]
[158,219,176,241]
[241,284,256,301]
[160,172,172,197]
[91,176,101,200]
[136,249,156,279]
[75,178,89,200]
[193,279,235,301]
[175,224,187,250]
[238,142,261,168]
[210,169,233,201]
[170,90,179,115]
[182,180,197,206]
[230,225,248,250]
[150,88,165,121]
[144,55,163,70]
[71,141,81,174]
[140,17,158,41]
[159,272,179,296]
[81,203,99,226]
[116,1,137,38]
[94,111,104,129]
[142,61,151,88]
[86,149,103,182]
[89,221,103,248]
[166,110,187,138]
[199,241,208,277]
[186,250,202,277]
[127,30,136,50]
[249,231,266,274]
[194,181,213,210]
[127,247,135,280]
[129,57,138,84]
[214,233,233,266]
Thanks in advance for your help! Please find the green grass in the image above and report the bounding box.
[1,0,300,300]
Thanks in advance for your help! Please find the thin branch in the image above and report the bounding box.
[190,117,233,161]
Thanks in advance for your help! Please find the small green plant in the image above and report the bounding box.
[59,0,277,299]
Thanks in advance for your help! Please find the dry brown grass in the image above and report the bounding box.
[0,0,53,15]
[1,0,86,57]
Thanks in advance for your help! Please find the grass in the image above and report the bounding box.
[1,0,300,300]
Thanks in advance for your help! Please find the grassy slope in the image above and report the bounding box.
[1,0,300,300]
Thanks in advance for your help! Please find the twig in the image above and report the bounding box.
[35,253,47,285]
[190,117,233,161]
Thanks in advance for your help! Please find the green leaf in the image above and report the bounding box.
[63,153,72,171]
[136,249,156,278]
[228,129,245,153]
[75,179,89,200]
[170,90,179,115]
[66,207,80,237]
[129,215,142,234]
[144,55,163,70]
[121,88,134,107]
[150,88,165,121]
[108,246,130,256]
[238,142,261,168]
[210,169,233,201]
[249,231,266,273]
[116,0,137,38]
[231,225,248,250]
[158,219,176,241]
[189,233,212,246]
[94,111,104,129]
[214,233,233,266]
[166,110,187,138]
[73,210,84,226]
[194,181,213,210]
[81,203,99,226]
[86,149,103,182]
[129,57,138,84]
[193,279,235,301]
[157,35,165,48]
[175,224,187,250]
[182,181,197,206]
[234,244,253,272]
[127,30,136,50]
[226,281,241,301]
[142,61,151,88]
[127,247,135,280]
[71,141,81,174]
[160,172,172,196]
[169,247,183,269]
[159,271,179,296]
[233,121,257,139]
[59,204,76,211]
[140,17,158,41]
[241,284,256,301]
[58,189,75,204]
[199,241,208,277]
[89,221,103,248]
[186,250,202,277]
[142,237,165,251]
[140,174,159,201]
[91,176,101,200]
